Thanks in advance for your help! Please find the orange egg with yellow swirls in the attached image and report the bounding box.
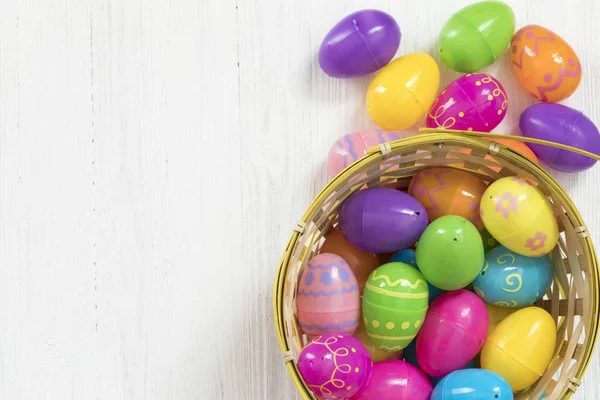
[511,25,581,102]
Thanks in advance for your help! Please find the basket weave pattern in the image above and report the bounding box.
[274,132,600,400]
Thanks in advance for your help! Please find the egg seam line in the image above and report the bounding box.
[351,17,381,70]
[452,13,498,62]
[428,309,487,342]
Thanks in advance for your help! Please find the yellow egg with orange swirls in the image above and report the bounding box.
[480,176,558,257]
[511,24,582,103]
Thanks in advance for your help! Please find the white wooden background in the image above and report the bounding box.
[0,0,599,399]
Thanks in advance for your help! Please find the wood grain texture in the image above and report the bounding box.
[0,0,598,399]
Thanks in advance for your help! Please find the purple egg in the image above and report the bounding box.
[339,187,428,253]
[352,360,433,400]
[520,103,600,172]
[297,334,372,399]
[318,9,401,79]
[426,73,508,132]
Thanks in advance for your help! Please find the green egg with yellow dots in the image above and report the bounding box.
[362,262,429,352]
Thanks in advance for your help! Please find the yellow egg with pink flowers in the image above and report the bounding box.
[480,176,558,257]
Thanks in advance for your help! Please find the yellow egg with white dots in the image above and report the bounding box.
[480,176,558,257]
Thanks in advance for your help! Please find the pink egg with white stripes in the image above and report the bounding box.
[328,130,401,179]
[297,253,360,337]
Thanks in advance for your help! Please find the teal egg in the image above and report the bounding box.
[473,245,553,307]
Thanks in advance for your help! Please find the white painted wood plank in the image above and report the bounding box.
[90,0,241,399]
[0,0,96,398]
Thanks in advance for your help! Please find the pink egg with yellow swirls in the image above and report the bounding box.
[328,130,401,179]
[297,253,361,337]
[426,73,508,133]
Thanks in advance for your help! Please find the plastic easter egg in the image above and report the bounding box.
[366,53,440,130]
[480,176,558,257]
[485,303,519,334]
[416,215,484,290]
[321,228,380,293]
[390,249,445,303]
[426,73,507,132]
[473,245,553,307]
[439,1,515,72]
[318,10,401,79]
[362,262,429,352]
[481,229,500,253]
[354,321,402,362]
[481,307,556,391]
[511,25,581,102]
[297,253,360,336]
[520,103,600,172]
[327,130,400,179]
[408,168,487,231]
[403,339,477,386]
[297,334,372,399]
[352,360,433,400]
[339,187,428,254]
[431,369,513,400]
[416,290,489,377]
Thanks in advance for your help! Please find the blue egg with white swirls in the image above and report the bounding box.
[473,245,553,308]
[390,249,446,303]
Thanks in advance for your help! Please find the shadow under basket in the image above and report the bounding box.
[273,130,600,400]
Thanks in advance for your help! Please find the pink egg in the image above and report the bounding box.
[328,130,401,179]
[297,253,360,337]
[416,290,488,377]
[352,360,433,400]
[426,73,508,132]
[298,334,372,399]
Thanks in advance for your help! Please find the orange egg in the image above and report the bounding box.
[320,228,380,293]
[408,167,487,231]
[510,25,581,102]
[456,137,539,172]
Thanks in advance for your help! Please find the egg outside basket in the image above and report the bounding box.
[273,129,600,400]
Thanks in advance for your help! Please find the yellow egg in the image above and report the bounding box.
[485,303,519,334]
[481,307,556,391]
[480,177,558,257]
[366,53,440,130]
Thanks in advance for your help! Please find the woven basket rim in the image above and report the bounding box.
[273,131,600,400]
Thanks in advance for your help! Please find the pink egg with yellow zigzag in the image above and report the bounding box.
[328,130,401,179]
[297,253,360,337]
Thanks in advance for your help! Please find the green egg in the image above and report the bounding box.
[362,262,429,352]
[439,0,515,72]
[416,215,484,290]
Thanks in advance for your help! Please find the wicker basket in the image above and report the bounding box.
[273,129,600,400]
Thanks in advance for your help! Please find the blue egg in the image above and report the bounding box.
[473,245,553,308]
[390,249,446,303]
[431,369,513,399]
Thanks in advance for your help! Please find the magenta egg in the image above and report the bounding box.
[298,334,372,399]
[416,290,488,377]
[328,130,401,179]
[352,360,433,400]
[426,73,508,132]
[297,253,361,337]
